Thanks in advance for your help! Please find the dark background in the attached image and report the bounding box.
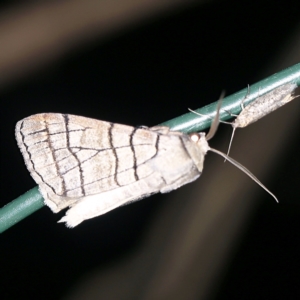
[1,0,299,299]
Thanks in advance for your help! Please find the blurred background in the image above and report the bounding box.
[1,0,299,299]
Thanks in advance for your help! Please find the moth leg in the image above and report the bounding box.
[224,109,238,117]
[188,108,231,124]
[149,126,170,134]
[240,84,251,110]
[150,126,188,137]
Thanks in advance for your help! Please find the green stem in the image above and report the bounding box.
[0,186,44,233]
[1,63,299,233]
[162,63,300,132]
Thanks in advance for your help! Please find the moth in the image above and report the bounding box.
[226,82,298,156]
[16,105,277,228]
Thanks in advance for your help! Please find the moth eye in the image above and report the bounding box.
[190,133,200,143]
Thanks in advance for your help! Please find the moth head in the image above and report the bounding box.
[189,132,210,154]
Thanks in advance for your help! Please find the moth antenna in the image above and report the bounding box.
[206,100,222,141]
[203,90,226,141]
[224,109,238,117]
[241,84,251,110]
[209,147,279,203]
[224,127,236,161]
[220,119,232,125]
[188,108,232,125]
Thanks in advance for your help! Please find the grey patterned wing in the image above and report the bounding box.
[15,113,160,211]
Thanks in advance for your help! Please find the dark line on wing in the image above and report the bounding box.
[28,128,47,135]
[32,139,48,146]
[60,143,139,176]
[108,123,120,186]
[45,119,66,194]
[160,176,167,185]
[28,128,90,137]
[19,121,57,195]
[32,143,152,162]
[63,114,85,196]
[59,128,162,193]
[37,135,160,185]
[153,134,160,159]
[64,150,160,193]
[179,136,192,160]
[58,149,99,175]
[54,146,113,152]
[53,143,152,153]
[130,127,139,181]
[38,149,82,171]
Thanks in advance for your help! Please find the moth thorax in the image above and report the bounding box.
[189,132,210,154]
